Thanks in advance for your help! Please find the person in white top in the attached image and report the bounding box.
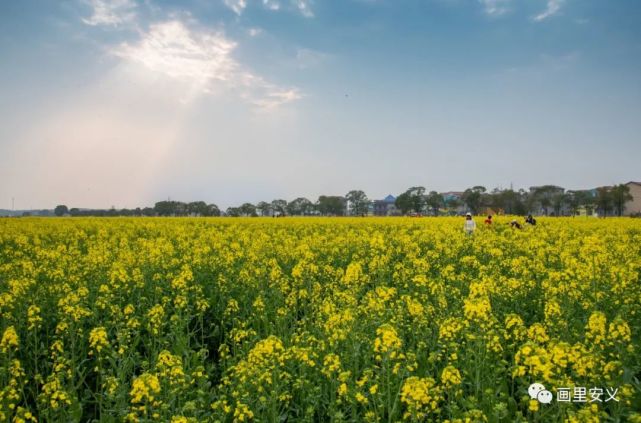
[464,212,476,235]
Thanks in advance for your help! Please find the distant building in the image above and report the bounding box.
[576,205,597,217]
[571,188,598,217]
[441,191,465,215]
[373,195,398,216]
[441,191,463,203]
[624,181,641,216]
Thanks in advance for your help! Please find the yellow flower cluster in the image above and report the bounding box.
[146,304,165,335]
[400,376,442,419]
[441,365,462,388]
[88,326,109,355]
[586,311,607,345]
[373,324,402,355]
[0,216,639,421]
[439,317,467,343]
[130,373,160,404]
[156,350,186,386]
[1,326,19,352]
[27,305,42,330]
[322,353,341,377]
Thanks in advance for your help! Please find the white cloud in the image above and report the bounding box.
[223,0,312,17]
[82,0,137,27]
[479,0,511,17]
[247,27,263,37]
[263,0,281,11]
[533,0,565,21]
[243,85,302,109]
[294,0,314,18]
[112,20,301,108]
[223,0,247,15]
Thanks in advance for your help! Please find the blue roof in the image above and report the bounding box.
[383,195,396,203]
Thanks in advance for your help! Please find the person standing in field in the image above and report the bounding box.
[525,214,537,226]
[484,215,493,225]
[464,213,476,235]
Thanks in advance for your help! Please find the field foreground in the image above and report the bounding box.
[1,217,640,422]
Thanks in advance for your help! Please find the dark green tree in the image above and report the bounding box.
[489,189,524,215]
[596,187,613,217]
[426,191,444,215]
[530,185,564,216]
[566,191,581,216]
[316,196,346,216]
[395,192,413,215]
[154,201,187,216]
[207,204,221,217]
[239,203,257,217]
[396,186,426,214]
[462,186,486,214]
[271,199,288,216]
[188,201,209,216]
[226,207,241,217]
[551,192,567,216]
[345,190,369,216]
[54,205,68,216]
[611,184,633,216]
[287,197,314,216]
[256,201,271,216]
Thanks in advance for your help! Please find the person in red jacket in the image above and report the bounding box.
[484,215,493,225]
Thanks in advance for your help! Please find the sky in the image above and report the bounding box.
[1,0,641,210]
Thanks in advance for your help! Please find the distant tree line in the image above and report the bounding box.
[393,184,633,217]
[51,183,634,218]
[56,202,221,217]
[225,196,351,217]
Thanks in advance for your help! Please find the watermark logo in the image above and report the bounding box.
[528,383,553,404]
[528,383,619,404]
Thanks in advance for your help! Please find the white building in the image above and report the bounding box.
[624,181,641,216]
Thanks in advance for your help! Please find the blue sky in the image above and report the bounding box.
[1,0,640,209]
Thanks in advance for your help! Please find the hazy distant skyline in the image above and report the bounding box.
[1,0,640,209]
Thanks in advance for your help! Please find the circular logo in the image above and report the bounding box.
[537,390,553,404]
[528,383,546,399]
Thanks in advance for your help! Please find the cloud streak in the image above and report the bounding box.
[224,0,247,15]
[533,0,565,22]
[263,0,280,11]
[82,0,137,26]
[81,0,301,108]
[112,20,301,108]
[294,0,314,18]
[479,0,511,17]
[222,0,313,17]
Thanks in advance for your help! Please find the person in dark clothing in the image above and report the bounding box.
[525,215,537,226]
[510,219,522,229]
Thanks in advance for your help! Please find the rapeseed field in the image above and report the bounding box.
[0,217,640,422]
